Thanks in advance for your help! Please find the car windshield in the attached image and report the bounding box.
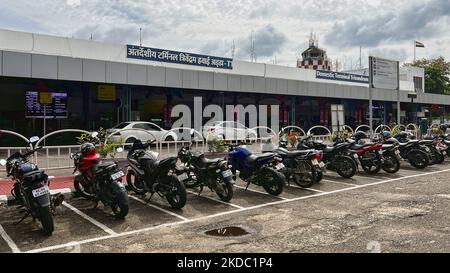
[113,122,130,129]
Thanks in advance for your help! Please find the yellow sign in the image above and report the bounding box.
[98,85,116,101]
[40,92,52,104]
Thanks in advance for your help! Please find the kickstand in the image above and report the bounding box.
[92,200,99,209]
[15,211,30,225]
[198,186,204,196]
[245,181,251,191]
[146,193,154,202]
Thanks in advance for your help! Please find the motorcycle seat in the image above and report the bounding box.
[419,140,434,145]
[323,146,336,153]
[95,162,116,172]
[352,143,373,149]
[201,157,223,165]
[22,170,47,183]
[246,153,275,164]
[285,150,314,158]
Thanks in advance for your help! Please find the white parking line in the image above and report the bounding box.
[0,224,21,253]
[186,190,244,209]
[353,175,383,181]
[62,202,117,235]
[286,184,325,193]
[129,195,190,222]
[321,179,357,187]
[234,185,288,200]
[26,168,450,253]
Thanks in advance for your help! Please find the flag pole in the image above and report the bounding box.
[414,40,416,63]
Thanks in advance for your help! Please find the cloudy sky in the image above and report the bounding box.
[0,0,449,70]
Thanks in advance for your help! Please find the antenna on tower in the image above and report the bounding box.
[250,31,257,62]
[139,27,142,46]
[359,46,362,69]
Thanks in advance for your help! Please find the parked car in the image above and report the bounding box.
[107,122,178,144]
[203,121,258,141]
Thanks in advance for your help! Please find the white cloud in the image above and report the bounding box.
[0,0,448,69]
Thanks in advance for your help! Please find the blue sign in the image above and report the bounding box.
[126,45,233,70]
[316,70,369,84]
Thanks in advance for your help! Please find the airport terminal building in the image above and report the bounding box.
[1,28,450,137]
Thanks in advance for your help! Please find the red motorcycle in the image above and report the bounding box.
[71,142,129,218]
[347,132,383,175]
[71,143,100,199]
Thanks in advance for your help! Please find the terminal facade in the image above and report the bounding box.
[0,29,449,138]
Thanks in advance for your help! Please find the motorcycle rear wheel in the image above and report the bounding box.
[408,151,429,169]
[335,156,357,179]
[292,160,315,188]
[261,169,285,196]
[38,206,54,236]
[361,152,382,175]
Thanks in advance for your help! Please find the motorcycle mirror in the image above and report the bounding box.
[91,132,99,138]
[29,136,40,143]
[116,147,124,153]
[0,159,6,166]
[69,153,74,159]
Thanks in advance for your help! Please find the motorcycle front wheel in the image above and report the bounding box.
[215,180,234,202]
[126,170,146,195]
[382,154,400,174]
[74,175,95,200]
[165,175,187,210]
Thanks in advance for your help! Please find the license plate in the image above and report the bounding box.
[221,170,233,178]
[275,163,285,170]
[311,159,319,166]
[32,186,49,198]
[178,173,189,181]
[110,171,125,181]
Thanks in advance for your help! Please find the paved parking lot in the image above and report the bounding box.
[1,159,450,253]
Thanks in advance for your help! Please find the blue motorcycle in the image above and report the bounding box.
[227,144,286,196]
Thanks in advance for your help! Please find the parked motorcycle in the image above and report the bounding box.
[297,135,358,179]
[71,138,129,219]
[176,137,235,202]
[341,132,383,175]
[226,144,286,196]
[264,140,325,188]
[383,132,431,169]
[126,140,187,209]
[0,136,64,236]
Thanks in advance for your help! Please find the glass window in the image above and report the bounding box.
[133,123,150,130]
[114,122,130,129]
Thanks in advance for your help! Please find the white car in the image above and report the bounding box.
[203,121,258,141]
[107,122,178,144]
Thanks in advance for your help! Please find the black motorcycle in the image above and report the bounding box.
[177,142,235,202]
[126,140,187,209]
[0,136,64,236]
[269,140,325,188]
[297,135,358,179]
[384,134,431,169]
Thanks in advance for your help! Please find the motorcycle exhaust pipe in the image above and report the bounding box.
[52,193,65,207]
